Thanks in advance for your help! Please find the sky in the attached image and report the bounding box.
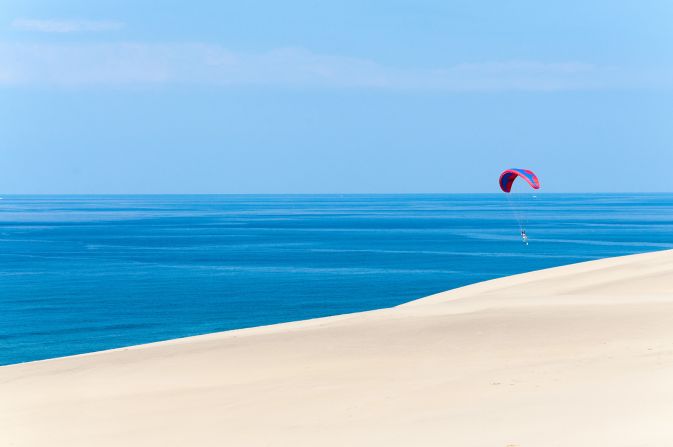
[1,0,672,193]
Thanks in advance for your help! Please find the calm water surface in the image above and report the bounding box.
[2,194,672,365]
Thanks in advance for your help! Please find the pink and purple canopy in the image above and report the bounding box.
[499,169,540,193]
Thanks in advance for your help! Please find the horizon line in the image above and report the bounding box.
[0,192,671,196]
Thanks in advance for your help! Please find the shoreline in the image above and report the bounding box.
[3,249,673,446]
[4,249,663,368]
[8,249,668,368]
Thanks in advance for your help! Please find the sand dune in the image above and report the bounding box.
[3,250,673,446]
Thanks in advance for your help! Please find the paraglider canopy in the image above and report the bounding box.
[499,169,540,193]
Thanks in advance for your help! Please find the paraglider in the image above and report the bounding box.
[499,169,540,245]
[499,169,540,193]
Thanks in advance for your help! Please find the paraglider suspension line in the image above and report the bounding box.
[505,193,528,233]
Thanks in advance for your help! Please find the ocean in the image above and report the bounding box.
[2,194,672,365]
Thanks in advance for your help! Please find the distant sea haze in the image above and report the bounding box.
[2,194,672,365]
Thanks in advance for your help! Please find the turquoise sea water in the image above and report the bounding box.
[2,194,672,365]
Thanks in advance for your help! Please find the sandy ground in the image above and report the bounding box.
[3,250,673,446]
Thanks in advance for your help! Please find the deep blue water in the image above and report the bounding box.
[2,194,673,365]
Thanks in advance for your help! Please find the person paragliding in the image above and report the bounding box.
[499,168,540,244]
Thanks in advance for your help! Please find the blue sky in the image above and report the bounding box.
[1,1,672,193]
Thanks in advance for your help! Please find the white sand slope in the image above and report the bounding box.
[3,250,673,446]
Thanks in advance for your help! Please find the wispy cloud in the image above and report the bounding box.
[10,18,123,33]
[0,42,668,91]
